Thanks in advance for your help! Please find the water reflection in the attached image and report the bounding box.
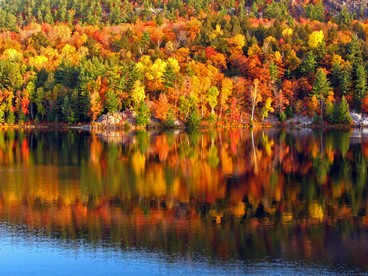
[0,128,368,272]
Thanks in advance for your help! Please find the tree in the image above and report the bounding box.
[105,90,119,113]
[341,62,353,96]
[262,97,274,121]
[309,94,319,117]
[35,87,46,120]
[313,68,331,119]
[90,90,102,122]
[361,95,368,114]
[138,32,151,55]
[355,65,367,103]
[186,107,201,129]
[306,0,325,21]
[61,94,76,123]
[308,30,324,49]
[136,101,150,127]
[162,58,180,90]
[334,96,352,125]
[250,79,262,122]
[155,93,171,121]
[131,80,146,108]
[207,86,219,114]
[220,78,233,119]
[300,51,317,76]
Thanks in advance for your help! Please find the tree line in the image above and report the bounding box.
[0,0,367,126]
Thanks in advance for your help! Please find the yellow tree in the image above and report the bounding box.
[308,30,324,48]
[131,80,146,107]
[227,34,245,56]
[219,78,233,119]
[262,97,274,121]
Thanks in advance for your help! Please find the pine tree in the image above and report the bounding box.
[355,64,367,102]
[300,51,317,76]
[341,62,353,96]
[334,96,352,125]
[347,35,363,68]
[136,101,150,127]
[105,90,119,113]
[313,68,331,120]
[162,63,176,89]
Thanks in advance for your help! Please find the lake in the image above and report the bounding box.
[0,128,368,275]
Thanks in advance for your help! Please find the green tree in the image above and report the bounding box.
[105,90,119,113]
[333,96,352,125]
[162,63,177,89]
[136,101,150,127]
[355,64,367,103]
[313,68,331,119]
[186,107,201,129]
[305,0,325,21]
[35,87,46,120]
[207,86,219,114]
[61,94,76,123]
[300,51,317,76]
[347,36,363,68]
[341,62,353,96]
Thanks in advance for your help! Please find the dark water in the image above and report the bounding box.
[0,128,368,274]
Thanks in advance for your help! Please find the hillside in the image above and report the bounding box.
[0,0,367,127]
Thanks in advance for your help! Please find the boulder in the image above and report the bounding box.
[286,114,313,126]
[351,112,362,126]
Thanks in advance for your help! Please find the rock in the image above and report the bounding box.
[263,114,278,124]
[351,112,362,126]
[96,112,123,125]
[173,119,185,128]
[361,116,368,127]
[349,112,368,127]
[286,114,313,126]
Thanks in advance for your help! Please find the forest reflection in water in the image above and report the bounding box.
[0,128,368,272]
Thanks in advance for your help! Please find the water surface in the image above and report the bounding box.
[0,128,368,274]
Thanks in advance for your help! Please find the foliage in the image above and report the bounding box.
[0,0,365,126]
[186,108,201,130]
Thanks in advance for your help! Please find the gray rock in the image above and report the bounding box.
[286,115,313,126]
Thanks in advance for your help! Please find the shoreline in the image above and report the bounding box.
[0,120,358,132]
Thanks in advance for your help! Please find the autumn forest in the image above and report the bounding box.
[0,0,367,127]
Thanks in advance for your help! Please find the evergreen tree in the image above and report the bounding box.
[136,101,150,127]
[355,64,367,102]
[300,51,317,76]
[162,63,176,89]
[305,0,325,22]
[61,94,76,123]
[105,90,119,113]
[347,36,363,68]
[331,62,342,93]
[334,96,352,125]
[341,62,353,96]
[313,68,331,119]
